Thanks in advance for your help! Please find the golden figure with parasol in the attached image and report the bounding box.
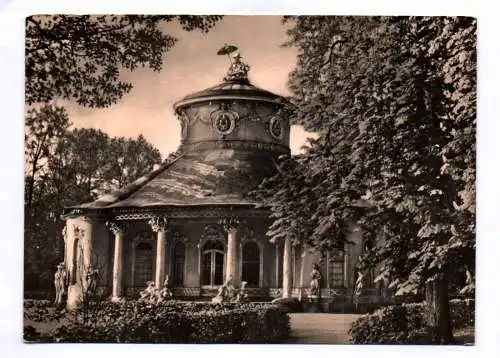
[217,44,250,81]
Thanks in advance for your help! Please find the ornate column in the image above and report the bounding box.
[106,221,127,301]
[344,249,350,288]
[298,244,306,301]
[220,217,240,286]
[149,216,169,288]
[282,237,293,298]
[275,243,280,288]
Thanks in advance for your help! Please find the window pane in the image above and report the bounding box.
[134,243,153,287]
[202,252,211,285]
[242,242,260,287]
[214,252,224,286]
[173,242,185,286]
[328,250,344,288]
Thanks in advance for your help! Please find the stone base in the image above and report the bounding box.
[302,297,321,313]
[271,297,301,312]
[66,284,82,310]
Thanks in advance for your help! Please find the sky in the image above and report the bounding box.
[63,15,315,158]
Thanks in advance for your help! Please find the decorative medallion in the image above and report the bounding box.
[198,224,226,248]
[210,103,239,136]
[269,115,284,140]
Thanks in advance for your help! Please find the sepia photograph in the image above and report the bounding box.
[22,14,476,345]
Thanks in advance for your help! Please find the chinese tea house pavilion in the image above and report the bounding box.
[61,50,389,310]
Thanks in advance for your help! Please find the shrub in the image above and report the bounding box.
[52,301,290,343]
[348,299,475,344]
[23,299,67,322]
[450,298,475,329]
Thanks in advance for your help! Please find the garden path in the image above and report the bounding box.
[287,313,362,344]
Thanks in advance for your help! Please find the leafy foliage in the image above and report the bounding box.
[24,111,162,291]
[44,301,290,343]
[348,299,474,344]
[25,15,223,107]
[255,16,475,343]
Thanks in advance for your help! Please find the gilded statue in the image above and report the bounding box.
[54,262,67,306]
[309,263,322,297]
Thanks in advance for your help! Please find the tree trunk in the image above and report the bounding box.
[425,277,454,344]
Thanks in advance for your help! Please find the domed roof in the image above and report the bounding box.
[174,51,288,113]
[173,79,285,113]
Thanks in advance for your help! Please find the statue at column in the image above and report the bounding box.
[354,271,364,312]
[54,262,67,307]
[211,277,236,306]
[309,263,322,297]
[158,275,173,302]
[140,281,158,303]
[233,281,249,303]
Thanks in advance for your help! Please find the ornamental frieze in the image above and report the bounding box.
[180,140,289,154]
[198,223,226,248]
[180,101,286,126]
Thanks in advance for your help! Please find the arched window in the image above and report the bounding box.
[328,250,344,288]
[242,242,260,287]
[71,238,81,285]
[134,242,153,287]
[173,242,185,286]
[202,240,224,287]
[363,240,375,287]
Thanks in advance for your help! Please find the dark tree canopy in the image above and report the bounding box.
[24,107,163,291]
[25,15,222,107]
[255,16,475,343]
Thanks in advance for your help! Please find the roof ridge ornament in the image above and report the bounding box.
[217,44,250,82]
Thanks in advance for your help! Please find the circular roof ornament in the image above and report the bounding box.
[269,116,284,140]
[210,104,239,136]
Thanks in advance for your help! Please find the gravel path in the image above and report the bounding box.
[287,313,361,344]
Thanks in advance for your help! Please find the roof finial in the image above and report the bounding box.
[217,44,250,82]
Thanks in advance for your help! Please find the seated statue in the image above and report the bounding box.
[211,277,235,306]
[158,276,173,302]
[233,281,249,303]
[225,52,250,81]
[309,263,322,297]
[139,281,158,303]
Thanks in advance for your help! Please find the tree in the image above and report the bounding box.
[25,15,222,107]
[106,134,163,190]
[262,16,476,343]
[24,104,70,214]
[24,128,162,292]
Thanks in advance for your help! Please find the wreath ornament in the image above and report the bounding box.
[269,115,284,140]
[210,104,239,136]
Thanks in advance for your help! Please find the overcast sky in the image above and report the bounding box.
[64,15,315,157]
